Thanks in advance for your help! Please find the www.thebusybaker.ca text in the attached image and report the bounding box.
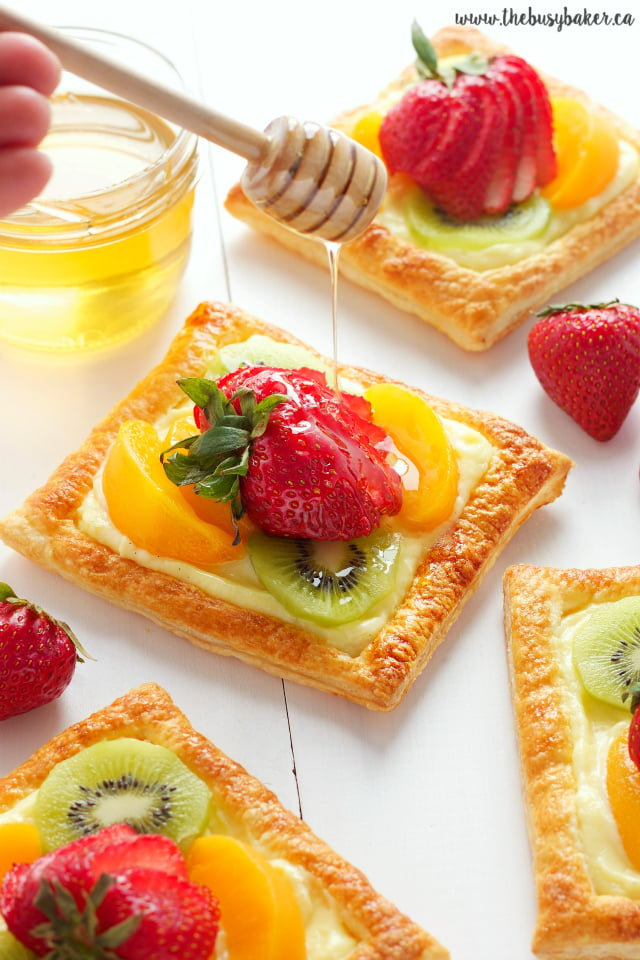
[455,7,634,30]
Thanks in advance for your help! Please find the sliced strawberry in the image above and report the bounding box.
[96,867,219,960]
[426,76,507,221]
[482,69,524,214]
[524,62,557,185]
[489,57,539,203]
[379,82,450,180]
[1,847,94,956]
[378,26,556,220]
[91,834,189,882]
[170,365,403,541]
[629,702,640,772]
[411,82,482,189]
[1,827,219,960]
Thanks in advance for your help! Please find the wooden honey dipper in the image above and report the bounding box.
[0,6,386,243]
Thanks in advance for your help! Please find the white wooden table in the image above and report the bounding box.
[2,3,639,958]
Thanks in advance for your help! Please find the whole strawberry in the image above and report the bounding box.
[378,22,556,220]
[162,365,402,542]
[0,583,88,721]
[0,825,220,960]
[528,300,640,441]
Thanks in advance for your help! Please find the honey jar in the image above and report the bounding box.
[0,29,198,353]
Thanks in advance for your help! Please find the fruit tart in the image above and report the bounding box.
[0,682,448,958]
[225,25,640,351]
[0,301,571,710]
[504,563,640,958]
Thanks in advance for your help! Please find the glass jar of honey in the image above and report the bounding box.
[0,29,198,353]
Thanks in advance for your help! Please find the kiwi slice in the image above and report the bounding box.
[0,931,34,960]
[34,738,211,853]
[573,597,640,708]
[404,188,551,252]
[217,335,329,375]
[248,528,402,627]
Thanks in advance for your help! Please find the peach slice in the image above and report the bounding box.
[0,823,42,882]
[350,111,384,158]
[186,834,306,960]
[606,726,640,870]
[363,383,458,530]
[102,419,242,568]
[161,414,252,537]
[542,97,620,209]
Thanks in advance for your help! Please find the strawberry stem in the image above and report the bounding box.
[537,299,624,317]
[411,20,489,86]
[0,582,17,602]
[0,583,92,664]
[31,874,140,958]
[623,681,640,714]
[161,378,287,546]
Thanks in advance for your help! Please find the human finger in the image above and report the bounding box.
[0,32,60,95]
[0,147,52,217]
[0,85,51,146]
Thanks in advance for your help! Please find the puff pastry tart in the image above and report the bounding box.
[225,26,640,351]
[504,563,640,959]
[0,301,571,710]
[0,682,448,959]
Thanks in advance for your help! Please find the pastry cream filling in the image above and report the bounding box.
[0,792,357,959]
[554,608,640,897]
[77,414,494,657]
[377,140,639,272]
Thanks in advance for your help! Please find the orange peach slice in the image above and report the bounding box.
[0,823,42,882]
[542,97,620,209]
[186,834,306,960]
[606,726,640,870]
[350,111,384,158]
[102,419,241,568]
[363,383,458,530]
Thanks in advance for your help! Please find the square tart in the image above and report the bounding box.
[224,25,640,351]
[503,563,640,959]
[0,682,448,959]
[0,301,571,711]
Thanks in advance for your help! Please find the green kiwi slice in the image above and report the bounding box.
[248,528,402,627]
[0,930,34,960]
[217,335,329,375]
[34,738,211,852]
[572,597,640,708]
[404,188,551,252]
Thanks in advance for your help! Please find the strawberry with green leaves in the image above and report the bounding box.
[527,300,640,441]
[379,22,556,221]
[0,824,220,960]
[0,584,88,721]
[162,365,403,542]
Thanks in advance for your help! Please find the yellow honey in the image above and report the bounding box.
[0,32,198,353]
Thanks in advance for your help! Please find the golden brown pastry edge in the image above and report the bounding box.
[503,562,640,959]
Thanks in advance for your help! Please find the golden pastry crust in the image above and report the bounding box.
[224,26,640,351]
[503,563,640,959]
[0,682,448,960]
[0,301,571,711]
